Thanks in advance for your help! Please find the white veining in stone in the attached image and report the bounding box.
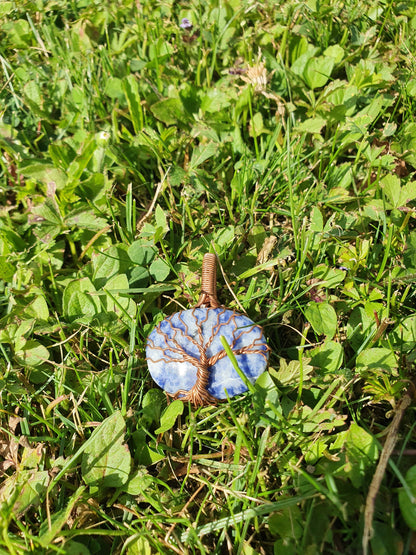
[146,307,268,399]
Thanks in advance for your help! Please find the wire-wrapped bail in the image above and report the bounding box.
[195,253,220,308]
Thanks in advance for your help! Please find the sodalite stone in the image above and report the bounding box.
[146,307,268,399]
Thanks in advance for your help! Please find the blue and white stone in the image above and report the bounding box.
[146,307,268,399]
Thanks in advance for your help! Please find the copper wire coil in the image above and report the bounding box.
[196,253,220,308]
[201,253,217,296]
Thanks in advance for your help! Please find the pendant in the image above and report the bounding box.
[146,254,269,406]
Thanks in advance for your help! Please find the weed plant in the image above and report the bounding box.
[1,0,416,553]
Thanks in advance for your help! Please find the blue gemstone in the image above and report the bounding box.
[146,307,268,400]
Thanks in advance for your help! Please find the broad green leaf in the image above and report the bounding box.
[270,358,314,386]
[7,320,33,343]
[324,186,353,205]
[404,231,416,270]
[141,388,166,427]
[92,245,130,286]
[249,112,265,137]
[392,122,416,165]
[310,206,323,232]
[22,294,49,321]
[104,272,130,298]
[0,2,13,16]
[154,224,168,243]
[248,224,267,252]
[155,400,184,434]
[19,162,67,190]
[130,265,150,286]
[291,47,318,76]
[179,83,200,115]
[123,468,153,495]
[400,181,416,205]
[362,198,387,221]
[254,372,282,426]
[326,163,353,189]
[407,80,416,97]
[356,348,397,371]
[207,4,228,30]
[189,142,217,170]
[0,470,49,515]
[0,324,16,344]
[149,257,170,281]
[128,240,157,265]
[81,411,131,489]
[309,340,344,374]
[303,56,334,89]
[268,505,303,539]
[272,539,297,555]
[127,537,153,555]
[312,265,346,288]
[213,225,235,248]
[324,45,344,64]
[104,273,136,322]
[3,19,32,47]
[63,277,101,321]
[255,370,278,393]
[133,429,165,466]
[155,204,168,232]
[67,138,97,183]
[60,542,90,555]
[150,97,185,126]
[65,209,108,230]
[353,97,388,132]
[23,80,41,105]
[293,405,347,433]
[290,36,310,65]
[20,446,44,469]
[76,172,109,202]
[344,422,378,487]
[66,291,98,323]
[391,315,416,351]
[398,465,416,530]
[200,88,232,113]
[30,197,62,226]
[346,306,376,351]
[123,74,143,133]
[382,122,397,137]
[105,77,124,99]
[14,331,28,352]
[15,340,50,367]
[295,117,326,134]
[70,85,86,108]
[0,256,15,281]
[370,522,403,555]
[305,302,337,338]
[381,174,401,207]
[147,36,173,62]
[303,439,327,464]
[0,227,25,252]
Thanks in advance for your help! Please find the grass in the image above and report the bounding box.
[1,0,416,553]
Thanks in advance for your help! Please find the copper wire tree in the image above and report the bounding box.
[146,254,269,406]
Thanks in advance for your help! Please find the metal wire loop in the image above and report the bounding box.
[195,253,220,308]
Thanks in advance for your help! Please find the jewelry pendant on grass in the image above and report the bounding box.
[146,254,269,406]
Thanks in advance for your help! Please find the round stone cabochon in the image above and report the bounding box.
[146,307,269,399]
